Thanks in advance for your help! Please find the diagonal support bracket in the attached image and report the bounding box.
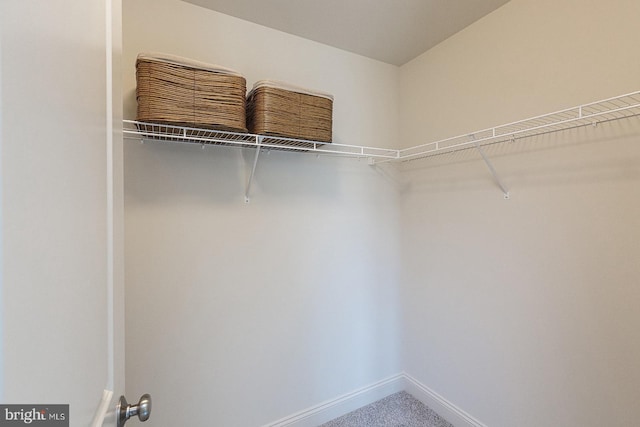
[471,135,510,199]
[368,158,410,192]
[244,136,263,203]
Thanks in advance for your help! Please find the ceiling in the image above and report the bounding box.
[181,0,511,66]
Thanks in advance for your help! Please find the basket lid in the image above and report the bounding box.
[249,79,334,101]
[137,52,245,77]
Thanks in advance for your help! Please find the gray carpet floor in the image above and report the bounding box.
[318,391,454,427]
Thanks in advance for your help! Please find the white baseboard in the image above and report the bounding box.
[262,372,487,427]
[262,373,405,427]
[402,372,487,427]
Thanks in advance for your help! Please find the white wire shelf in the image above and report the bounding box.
[123,120,400,161]
[124,90,640,164]
[123,90,640,201]
[397,90,640,162]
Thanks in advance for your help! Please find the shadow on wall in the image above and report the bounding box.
[400,119,640,197]
[123,139,346,204]
[123,137,401,205]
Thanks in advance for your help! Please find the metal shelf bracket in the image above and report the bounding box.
[244,136,263,203]
[471,135,510,200]
[370,160,410,192]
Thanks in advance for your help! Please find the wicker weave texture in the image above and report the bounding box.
[136,58,247,132]
[247,86,333,142]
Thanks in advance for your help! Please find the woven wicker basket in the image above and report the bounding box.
[246,80,333,142]
[136,53,247,132]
